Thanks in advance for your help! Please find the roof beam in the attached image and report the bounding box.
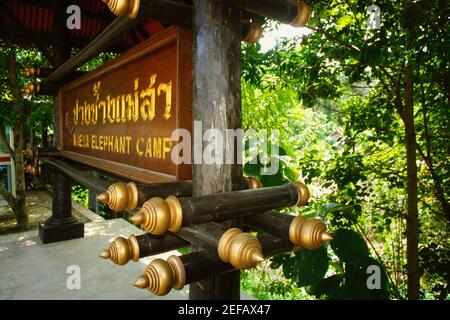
[43,16,140,85]
[102,0,311,27]
[213,0,311,26]
[16,0,116,23]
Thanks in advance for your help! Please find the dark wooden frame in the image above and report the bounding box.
[58,26,192,184]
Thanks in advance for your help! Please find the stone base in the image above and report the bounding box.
[39,219,84,244]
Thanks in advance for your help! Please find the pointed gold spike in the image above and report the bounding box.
[252,251,265,263]
[133,276,149,289]
[321,232,333,242]
[130,213,144,225]
[96,192,109,203]
[99,249,111,259]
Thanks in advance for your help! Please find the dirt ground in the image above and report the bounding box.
[0,190,90,235]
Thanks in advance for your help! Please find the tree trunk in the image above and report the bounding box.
[404,62,420,300]
[8,52,29,230]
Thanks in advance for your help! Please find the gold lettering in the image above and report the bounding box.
[126,136,132,154]
[140,74,156,121]
[91,135,97,149]
[162,137,172,160]
[153,137,162,158]
[158,81,172,120]
[119,136,126,154]
[136,137,144,156]
[107,95,115,124]
[80,103,85,125]
[133,78,139,122]
[84,101,91,125]
[108,136,113,152]
[73,100,79,125]
[121,95,126,122]
[145,138,152,157]
[99,135,104,150]
[100,101,106,124]
[115,96,121,123]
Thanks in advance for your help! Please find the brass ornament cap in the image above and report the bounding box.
[139,258,177,296]
[28,83,40,93]
[102,0,140,18]
[290,181,310,206]
[136,197,171,235]
[245,176,262,189]
[23,67,31,78]
[290,1,312,27]
[97,181,138,212]
[218,228,265,269]
[165,196,183,233]
[167,255,186,290]
[100,235,140,265]
[289,216,333,249]
[30,165,41,177]
[243,22,263,44]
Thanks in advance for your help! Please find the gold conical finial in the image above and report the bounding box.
[99,249,111,259]
[97,182,138,212]
[129,213,144,225]
[289,216,332,249]
[290,1,311,27]
[321,232,334,242]
[96,192,109,203]
[218,228,265,269]
[134,256,186,296]
[133,276,149,289]
[245,176,262,189]
[102,0,140,18]
[133,196,182,235]
[252,251,265,263]
[290,181,310,207]
[99,235,140,265]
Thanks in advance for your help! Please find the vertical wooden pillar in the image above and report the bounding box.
[39,0,84,243]
[190,0,243,300]
[39,171,84,243]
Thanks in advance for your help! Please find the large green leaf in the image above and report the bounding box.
[243,161,261,177]
[309,274,345,299]
[260,170,285,187]
[282,246,329,287]
[343,257,390,300]
[330,229,370,266]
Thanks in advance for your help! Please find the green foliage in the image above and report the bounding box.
[71,185,88,208]
[331,229,369,265]
[241,0,448,300]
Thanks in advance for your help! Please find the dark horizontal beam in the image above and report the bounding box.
[213,0,311,26]
[103,0,310,27]
[42,16,140,85]
[17,0,116,23]
[43,158,110,194]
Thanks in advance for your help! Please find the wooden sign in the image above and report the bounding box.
[58,27,192,183]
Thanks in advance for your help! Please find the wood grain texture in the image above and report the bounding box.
[190,0,242,300]
[58,26,192,183]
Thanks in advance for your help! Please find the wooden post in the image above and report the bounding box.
[39,171,84,243]
[191,0,242,300]
[38,2,84,244]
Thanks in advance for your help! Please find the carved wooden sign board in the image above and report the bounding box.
[58,27,192,183]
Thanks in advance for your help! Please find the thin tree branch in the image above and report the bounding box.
[0,128,15,160]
